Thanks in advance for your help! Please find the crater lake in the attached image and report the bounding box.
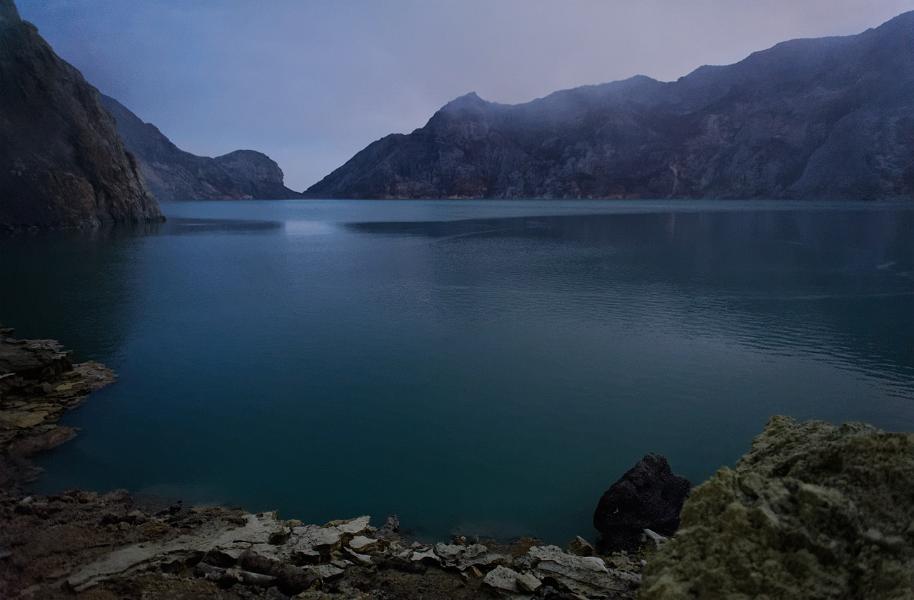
[2,199,912,542]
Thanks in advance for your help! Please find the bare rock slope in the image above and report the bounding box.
[0,0,162,229]
[100,95,301,201]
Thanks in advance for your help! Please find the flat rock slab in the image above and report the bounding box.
[67,512,281,591]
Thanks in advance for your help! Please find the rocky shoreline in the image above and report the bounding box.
[0,328,645,599]
[0,327,114,490]
[2,326,912,599]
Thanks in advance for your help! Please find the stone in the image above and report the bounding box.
[433,543,464,565]
[409,547,440,565]
[641,416,914,600]
[307,564,344,581]
[343,548,373,566]
[66,512,284,591]
[593,453,691,551]
[434,542,502,570]
[0,410,48,428]
[515,571,542,593]
[291,524,342,556]
[483,565,522,593]
[567,535,594,556]
[230,568,277,587]
[528,545,628,598]
[641,529,667,551]
[268,527,291,545]
[127,510,148,524]
[348,535,379,553]
[326,515,371,535]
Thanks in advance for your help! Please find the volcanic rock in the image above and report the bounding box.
[593,454,691,551]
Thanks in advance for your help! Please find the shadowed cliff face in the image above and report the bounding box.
[0,0,162,229]
[100,95,301,201]
[309,12,914,200]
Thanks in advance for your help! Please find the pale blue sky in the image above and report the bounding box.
[17,0,914,190]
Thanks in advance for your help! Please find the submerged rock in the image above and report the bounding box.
[641,416,914,600]
[593,454,691,551]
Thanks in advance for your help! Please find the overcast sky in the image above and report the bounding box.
[17,0,914,190]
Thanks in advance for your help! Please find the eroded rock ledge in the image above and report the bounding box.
[0,326,114,488]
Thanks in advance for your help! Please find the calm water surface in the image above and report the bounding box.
[1,199,913,542]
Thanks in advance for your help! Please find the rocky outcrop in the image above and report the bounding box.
[593,454,691,552]
[2,492,644,599]
[0,325,114,487]
[309,11,914,201]
[100,94,302,201]
[0,0,162,229]
[640,416,914,600]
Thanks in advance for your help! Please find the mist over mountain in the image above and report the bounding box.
[0,0,161,229]
[101,95,301,202]
[308,12,914,200]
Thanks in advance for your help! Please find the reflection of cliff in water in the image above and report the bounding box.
[0,218,281,363]
[346,209,914,392]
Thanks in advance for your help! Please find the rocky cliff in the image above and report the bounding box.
[100,95,301,201]
[309,11,914,200]
[0,0,162,229]
[641,416,914,599]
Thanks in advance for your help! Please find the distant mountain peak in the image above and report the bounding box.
[441,91,490,111]
[100,95,301,201]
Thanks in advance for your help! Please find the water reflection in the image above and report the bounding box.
[0,201,911,542]
[346,209,914,392]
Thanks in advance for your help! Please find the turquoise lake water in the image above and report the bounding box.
[1,199,913,542]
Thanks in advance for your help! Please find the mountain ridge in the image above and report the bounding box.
[308,10,914,200]
[100,95,301,201]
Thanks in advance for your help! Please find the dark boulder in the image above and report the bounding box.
[593,454,691,551]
